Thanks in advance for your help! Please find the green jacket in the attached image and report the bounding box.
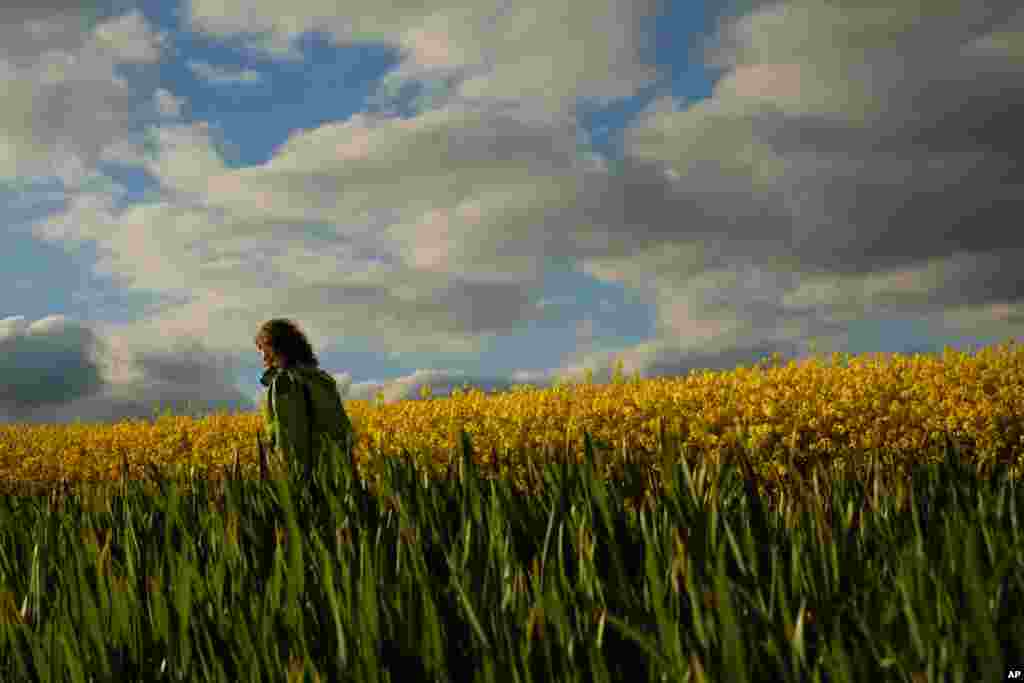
[260,363,353,478]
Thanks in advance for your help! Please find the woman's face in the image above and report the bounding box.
[257,339,283,369]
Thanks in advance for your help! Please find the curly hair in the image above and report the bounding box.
[254,318,319,368]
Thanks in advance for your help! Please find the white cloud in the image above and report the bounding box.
[100,138,148,166]
[154,88,186,118]
[575,316,597,348]
[342,368,519,404]
[187,59,264,85]
[536,296,576,310]
[139,107,596,285]
[20,99,617,422]
[184,0,664,117]
[0,7,167,184]
[91,10,166,63]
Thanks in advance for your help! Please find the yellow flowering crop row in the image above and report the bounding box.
[2,341,1022,488]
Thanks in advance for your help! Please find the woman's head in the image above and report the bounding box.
[254,318,319,369]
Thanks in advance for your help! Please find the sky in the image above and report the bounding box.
[2,0,1023,425]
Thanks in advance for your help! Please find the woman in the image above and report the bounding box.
[256,318,353,482]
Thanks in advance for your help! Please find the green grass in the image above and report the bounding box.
[0,430,1021,682]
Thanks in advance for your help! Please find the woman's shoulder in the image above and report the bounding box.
[269,364,333,394]
[269,367,301,396]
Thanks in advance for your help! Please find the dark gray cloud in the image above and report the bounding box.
[0,316,255,425]
[617,52,1024,283]
[570,153,795,268]
[544,0,1024,385]
[743,49,1024,275]
[0,316,105,418]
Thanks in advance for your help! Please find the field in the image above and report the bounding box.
[0,342,1022,681]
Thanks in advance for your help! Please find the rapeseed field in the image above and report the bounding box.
[2,341,1021,492]
[0,342,1021,681]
